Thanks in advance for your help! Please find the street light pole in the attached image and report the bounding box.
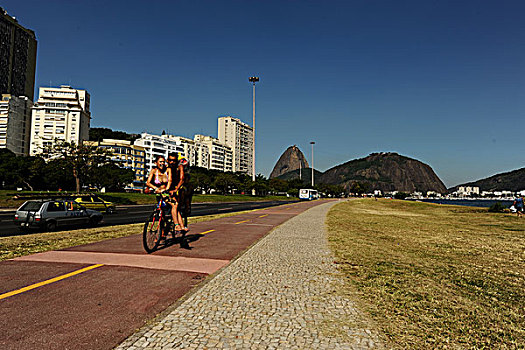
[249,77,259,185]
[310,141,315,187]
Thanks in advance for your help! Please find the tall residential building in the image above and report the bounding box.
[0,94,32,155]
[217,116,253,174]
[30,85,91,155]
[194,134,233,172]
[85,139,146,187]
[0,8,37,100]
[169,135,210,169]
[133,133,184,172]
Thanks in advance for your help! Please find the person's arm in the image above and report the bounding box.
[166,168,172,193]
[175,164,185,191]
[146,170,157,191]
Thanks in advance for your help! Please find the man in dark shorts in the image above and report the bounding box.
[167,152,192,231]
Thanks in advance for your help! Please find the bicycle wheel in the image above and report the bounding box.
[143,211,163,253]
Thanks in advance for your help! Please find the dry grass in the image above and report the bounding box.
[0,211,252,261]
[327,199,524,349]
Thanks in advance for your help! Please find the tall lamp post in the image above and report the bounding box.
[249,77,259,185]
[310,141,315,187]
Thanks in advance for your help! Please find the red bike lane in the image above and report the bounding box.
[0,200,330,350]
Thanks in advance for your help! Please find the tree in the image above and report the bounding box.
[42,140,112,193]
[89,163,135,191]
[213,172,239,194]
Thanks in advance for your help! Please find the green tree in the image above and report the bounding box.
[213,172,239,194]
[42,140,112,193]
[89,163,135,191]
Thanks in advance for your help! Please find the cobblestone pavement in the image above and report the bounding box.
[116,201,385,349]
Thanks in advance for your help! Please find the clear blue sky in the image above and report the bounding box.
[4,0,525,187]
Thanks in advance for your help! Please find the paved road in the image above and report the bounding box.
[0,200,326,350]
[0,200,296,236]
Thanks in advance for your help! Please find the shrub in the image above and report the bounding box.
[488,202,506,213]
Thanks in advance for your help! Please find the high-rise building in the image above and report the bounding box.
[0,94,32,155]
[133,133,185,172]
[194,134,233,172]
[168,135,210,169]
[218,116,253,174]
[0,8,37,100]
[30,85,91,155]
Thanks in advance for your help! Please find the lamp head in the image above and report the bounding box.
[248,77,259,83]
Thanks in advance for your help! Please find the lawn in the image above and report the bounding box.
[327,199,524,349]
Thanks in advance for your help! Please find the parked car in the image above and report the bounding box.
[73,195,116,214]
[14,200,103,231]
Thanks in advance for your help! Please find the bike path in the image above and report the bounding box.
[0,200,327,350]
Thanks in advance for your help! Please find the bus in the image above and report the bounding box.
[299,189,319,200]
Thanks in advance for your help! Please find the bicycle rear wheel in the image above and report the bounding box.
[143,212,163,253]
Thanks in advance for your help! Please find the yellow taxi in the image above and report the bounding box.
[73,195,116,214]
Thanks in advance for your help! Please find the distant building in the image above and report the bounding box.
[85,139,146,187]
[0,94,32,155]
[457,186,480,196]
[194,134,233,172]
[30,86,91,155]
[0,8,37,100]
[217,116,253,174]
[133,133,184,172]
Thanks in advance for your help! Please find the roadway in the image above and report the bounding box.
[0,200,296,236]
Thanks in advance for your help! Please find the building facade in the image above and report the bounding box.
[0,94,32,155]
[30,86,91,155]
[133,133,184,172]
[217,116,253,174]
[85,139,146,187]
[168,135,210,169]
[194,134,233,172]
[0,8,37,100]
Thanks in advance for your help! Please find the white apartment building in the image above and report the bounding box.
[0,94,32,155]
[133,133,184,172]
[218,116,253,174]
[194,134,233,172]
[168,136,210,169]
[457,186,480,196]
[29,85,91,155]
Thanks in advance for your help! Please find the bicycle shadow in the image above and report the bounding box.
[156,232,203,251]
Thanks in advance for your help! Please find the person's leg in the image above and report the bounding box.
[170,200,183,230]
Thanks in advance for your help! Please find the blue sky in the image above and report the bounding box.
[4,0,525,187]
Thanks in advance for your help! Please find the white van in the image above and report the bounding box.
[299,189,318,200]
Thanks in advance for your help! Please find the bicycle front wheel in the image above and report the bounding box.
[143,212,163,253]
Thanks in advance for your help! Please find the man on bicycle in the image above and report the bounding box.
[167,152,191,232]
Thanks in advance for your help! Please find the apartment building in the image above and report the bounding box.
[194,134,233,172]
[0,94,32,155]
[133,133,184,172]
[218,116,253,174]
[30,85,91,155]
[168,135,210,169]
[0,7,37,100]
[85,139,146,186]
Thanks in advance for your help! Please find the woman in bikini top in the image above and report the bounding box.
[146,155,172,193]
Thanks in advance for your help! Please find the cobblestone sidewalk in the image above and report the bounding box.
[116,201,385,349]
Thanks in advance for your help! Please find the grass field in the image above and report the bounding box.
[0,190,293,208]
[0,211,251,261]
[327,199,524,349]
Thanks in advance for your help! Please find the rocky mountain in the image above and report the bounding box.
[276,168,324,185]
[269,145,309,179]
[319,152,447,193]
[450,167,525,192]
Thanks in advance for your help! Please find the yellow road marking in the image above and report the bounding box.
[258,214,268,218]
[198,229,215,235]
[0,264,103,301]
[235,220,249,224]
[285,207,291,210]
